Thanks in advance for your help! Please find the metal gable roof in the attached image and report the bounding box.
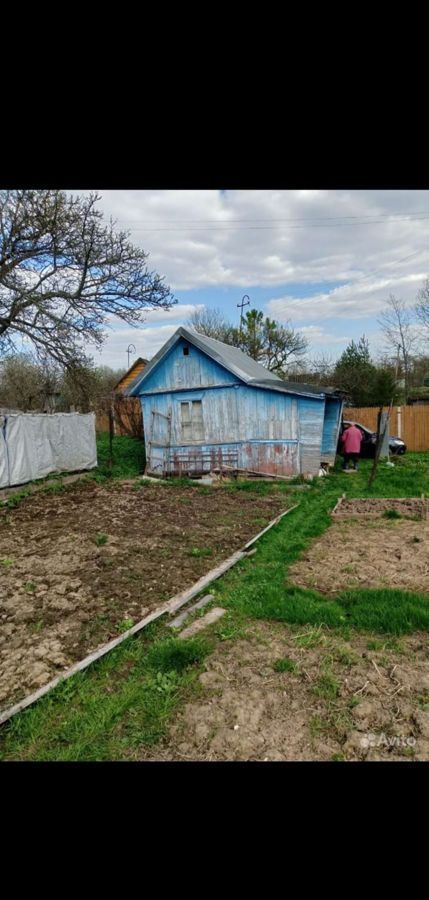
[125,327,339,399]
[188,331,282,384]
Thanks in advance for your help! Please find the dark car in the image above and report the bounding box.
[338,421,407,458]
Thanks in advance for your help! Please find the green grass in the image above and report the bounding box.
[313,670,340,701]
[95,532,108,547]
[273,656,298,673]
[116,618,134,633]
[0,630,210,761]
[382,508,402,519]
[211,455,429,635]
[24,581,37,593]
[2,452,429,760]
[92,433,146,481]
[188,547,213,559]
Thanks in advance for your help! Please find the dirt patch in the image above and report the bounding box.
[0,481,288,714]
[138,621,429,761]
[333,497,427,519]
[289,517,429,595]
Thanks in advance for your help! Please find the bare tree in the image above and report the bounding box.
[307,353,335,385]
[415,277,429,330]
[188,305,308,377]
[187,307,235,343]
[0,354,45,410]
[250,313,308,375]
[378,294,419,397]
[0,190,175,367]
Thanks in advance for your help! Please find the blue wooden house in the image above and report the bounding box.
[125,327,343,478]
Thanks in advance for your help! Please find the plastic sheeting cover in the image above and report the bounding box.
[0,413,97,488]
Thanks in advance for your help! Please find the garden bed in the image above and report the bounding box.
[0,480,288,714]
[289,507,429,595]
[139,620,429,762]
[332,497,427,519]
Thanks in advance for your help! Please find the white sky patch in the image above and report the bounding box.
[92,324,179,369]
[299,325,350,344]
[68,189,429,367]
[267,273,426,323]
[85,189,429,292]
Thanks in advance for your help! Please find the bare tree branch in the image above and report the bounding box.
[0,190,175,366]
[378,294,419,397]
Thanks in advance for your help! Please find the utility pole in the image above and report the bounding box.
[127,343,136,370]
[237,295,250,337]
[368,346,400,489]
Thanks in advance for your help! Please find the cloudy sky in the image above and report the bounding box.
[87,190,429,371]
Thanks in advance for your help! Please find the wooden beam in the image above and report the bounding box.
[331,493,346,515]
[213,464,294,481]
[243,504,299,549]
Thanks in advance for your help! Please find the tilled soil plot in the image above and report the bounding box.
[139,621,429,761]
[0,481,288,713]
[289,518,429,594]
[333,497,427,519]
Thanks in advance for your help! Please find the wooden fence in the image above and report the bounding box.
[344,406,429,452]
[96,397,142,438]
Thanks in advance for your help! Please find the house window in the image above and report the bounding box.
[183,345,189,356]
[180,400,204,441]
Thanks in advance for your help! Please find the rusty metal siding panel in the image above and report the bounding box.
[297,396,325,475]
[321,397,343,464]
[141,383,325,478]
[164,440,299,476]
[237,441,299,475]
[141,338,237,394]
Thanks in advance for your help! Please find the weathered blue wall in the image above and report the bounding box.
[321,397,343,463]
[140,337,236,394]
[137,339,328,477]
[141,385,325,477]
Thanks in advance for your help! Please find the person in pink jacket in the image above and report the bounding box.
[340,422,363,471]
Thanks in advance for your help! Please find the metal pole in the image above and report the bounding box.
[237,295,250,337]
[127,343,136,370]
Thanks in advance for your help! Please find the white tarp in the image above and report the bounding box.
[0,418,9,488]
[0,413,97,488]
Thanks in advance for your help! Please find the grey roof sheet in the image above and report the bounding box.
[189,331,282,383]
[252,379,343,397]
[125,327,341,399]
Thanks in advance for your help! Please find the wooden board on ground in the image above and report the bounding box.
[178,607,226,640]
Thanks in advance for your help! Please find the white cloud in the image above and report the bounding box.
[299,325,350,344]
[91,324,179,369]
[96,303,205,369]
[267,273,426,323]
[86,189,429,293]
[69,189,429,365]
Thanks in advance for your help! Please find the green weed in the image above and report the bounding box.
[188,547,213,559]
[117,619,134,633]
[383,509,402,519]
[313,670,340,701]
[273,656,298,673]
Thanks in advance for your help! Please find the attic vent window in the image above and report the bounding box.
[183,346,189,356]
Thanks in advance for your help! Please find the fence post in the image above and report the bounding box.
[108,405,114,468]
[397,406,402,439]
